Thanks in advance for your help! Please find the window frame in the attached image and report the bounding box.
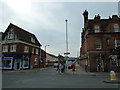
[115,39,120,48]
[36,48,39,54]
[24,46,29,52]
[95,40,102,50]
[2,45,8,52]
[94,25,100,33]
[114,24,120,32]
[10,44,16,52]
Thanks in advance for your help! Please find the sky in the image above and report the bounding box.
[0,0,119,57]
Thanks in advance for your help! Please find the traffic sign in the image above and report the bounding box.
[64,52,70,55]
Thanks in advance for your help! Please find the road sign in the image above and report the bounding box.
[64,52,70,55]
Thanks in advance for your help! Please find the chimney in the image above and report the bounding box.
[83,10,88,25]
[94,14,101,20]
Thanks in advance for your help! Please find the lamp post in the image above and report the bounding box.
[64,19,70,56]
[64,19,70,71]
[45,45,50,67]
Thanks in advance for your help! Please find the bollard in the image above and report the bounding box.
[110,70,116,80]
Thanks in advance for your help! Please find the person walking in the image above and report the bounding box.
[72,63,75,72]
[85,64,88,72]
[56,64,60,73]
[61,63,65,73]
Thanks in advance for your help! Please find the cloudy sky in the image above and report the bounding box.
[0,0,119,57]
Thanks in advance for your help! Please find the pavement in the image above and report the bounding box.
[65,63,120,84]
[65,63,109,76]
[2,67,47,73]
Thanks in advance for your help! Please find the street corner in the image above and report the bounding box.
[103,80,120,84]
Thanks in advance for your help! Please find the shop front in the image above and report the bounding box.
[2,54,30,70]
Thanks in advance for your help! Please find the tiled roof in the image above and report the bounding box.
[3,23,41,46]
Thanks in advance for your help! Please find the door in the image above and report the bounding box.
[14,58,21,70]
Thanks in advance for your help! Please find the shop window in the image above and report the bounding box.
[95,40,101,49]
[2,57,13,69]
[22,55,29,68]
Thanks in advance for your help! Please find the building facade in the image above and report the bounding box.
[80,10,120,72]
[46,53,58,66]
[0,32,3,69]
[2,23,41,70]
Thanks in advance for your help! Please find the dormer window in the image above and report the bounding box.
[114,24,120,32]
[94,25,100,33]
[7,29,14,40]
[31,37,35,43]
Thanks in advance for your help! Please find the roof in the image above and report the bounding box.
[86,15,120,31]
[47,53,57,58]
[3,23,41,46]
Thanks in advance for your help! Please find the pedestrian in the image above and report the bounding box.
[72,63,75,72]
[56,64,60,73]
[85,64,88,72]
[61,63,65,73]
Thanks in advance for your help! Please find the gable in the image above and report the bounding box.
[3,23,41,46]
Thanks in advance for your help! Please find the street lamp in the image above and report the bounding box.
[64,19,70,71]
[45,45,50,53]
[64,19,70,56]
[45,45,50,67]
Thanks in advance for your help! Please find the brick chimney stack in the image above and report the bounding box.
[83,10,88,25]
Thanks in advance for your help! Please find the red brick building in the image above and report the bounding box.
[0,32,3,68]
[2,23,41,70]
[80,10,120,72]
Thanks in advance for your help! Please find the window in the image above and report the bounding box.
[22,55,29,68]
[2,45,8,52]
[34,58,39,65]
[115,39,120,48]
[36,48,39,54]
[94,25,100,33]
[7,29,14,40]
[106,39,110,46]
[114,24,120,32]
[110,55,118,67]
[24,46,29,52]
[2,57,13,69]
[32,48,34,54]
[95,40,101,49]
[31,37,35,43]
[10,44,16,52]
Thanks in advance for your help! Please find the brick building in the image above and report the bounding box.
[80,10,120,72]
[0,32,3,68]
[2,23,41,70]
[46,53,58,66]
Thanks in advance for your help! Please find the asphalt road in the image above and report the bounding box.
[2,67,119,88]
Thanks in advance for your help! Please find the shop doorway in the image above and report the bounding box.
[14,58,21,70]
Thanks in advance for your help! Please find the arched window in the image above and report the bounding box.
[114,24,120,32]
[94,25,100,33]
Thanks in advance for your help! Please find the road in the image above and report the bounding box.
[2,67,119,88]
